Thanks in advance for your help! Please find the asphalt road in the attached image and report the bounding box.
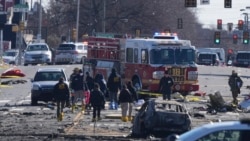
[0,64,249,141]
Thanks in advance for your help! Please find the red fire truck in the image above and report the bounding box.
[82,33,199,97]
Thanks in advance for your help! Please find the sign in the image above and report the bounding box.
[200,0,210,5]
[13,4,28,12]
[96,33,114,38]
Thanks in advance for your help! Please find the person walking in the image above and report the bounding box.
[94,73,108,98]
[90,83,105,122]
[53,77,70,121]
[159,70,174,101]
[86,71,94,92]
[107,68,122,110]
[228,70,243,105]
[71,68,85,112]
[127,81,138,103]
[118,84,133,122]
[68,67,79,108]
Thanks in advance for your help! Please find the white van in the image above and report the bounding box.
[196,48,225,65]
[197,52,220,66]
[54,42,88,64]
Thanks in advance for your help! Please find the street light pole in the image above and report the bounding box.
[38,0,42,43]
[102,0,106,33]
[76,0,80,42]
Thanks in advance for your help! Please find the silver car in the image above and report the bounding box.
[24,43,53,66]
[54,42,87,64]
[2,49,21,65]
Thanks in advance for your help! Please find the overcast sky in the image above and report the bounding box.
[29,0,250,29]
[196,0,250,29]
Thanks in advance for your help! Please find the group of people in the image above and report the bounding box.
[53,67,139,122]
[53,66,243,122]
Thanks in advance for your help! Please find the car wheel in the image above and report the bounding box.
[31,98,38,106]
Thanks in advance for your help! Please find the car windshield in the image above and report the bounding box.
[3,52,17,57]
[34,71,65,81]
[27,45,49,51]
[57,44,76,50]
[150,48,195,65]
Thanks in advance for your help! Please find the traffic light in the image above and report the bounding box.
[243,31,249,44]
[185,0,197,7]
[177,18,183,29]
[238,20,244,30]
[233,34,238,44]
[72,28,76,40]
[224,0,232,8]
[217,19,222,30]
[214,32,220,44]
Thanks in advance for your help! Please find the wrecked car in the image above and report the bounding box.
[131,98,192,137]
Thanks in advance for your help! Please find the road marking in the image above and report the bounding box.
[65,110,85,134]
[9,107,24,112]
[16,99,31,104]
[0,100,10,103]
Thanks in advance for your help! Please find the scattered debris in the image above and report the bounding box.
[1,79,28,85]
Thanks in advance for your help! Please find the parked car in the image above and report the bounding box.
[31,68,69,105]
[131,98,192,138]
[175,118,250,141]
[54,42,87,64]
[2,49,21,65]
[23,43,53,66]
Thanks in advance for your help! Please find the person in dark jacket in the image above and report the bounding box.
[53,77,70,121]
[118,84,133,122]
[107,68,122,110]
[68,67,79,108]
[159,70,174,100]
[127,81,138,103]
[94,73,107,109]
[94,73,108,97]
[228,70,243,105]
[90,83,105,122]
[71,69,85,112]
[85,71,94,91]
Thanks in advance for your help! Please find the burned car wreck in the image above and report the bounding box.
[131,98,192,137]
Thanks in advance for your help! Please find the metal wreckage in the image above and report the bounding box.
[129,91,241,138]
[131,98,192,138]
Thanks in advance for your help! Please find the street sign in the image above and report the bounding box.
[13,4,29,13]
[200,0,210,5]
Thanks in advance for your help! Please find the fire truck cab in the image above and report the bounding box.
[83,33,199,97]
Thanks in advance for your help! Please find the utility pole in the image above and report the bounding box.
[76,0,80,42]
[38,0,42,43]
[103,0,106,33]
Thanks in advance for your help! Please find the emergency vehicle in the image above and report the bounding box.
[82,33,199,97]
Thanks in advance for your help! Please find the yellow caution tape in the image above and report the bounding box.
[0,85,12,88]
[138,91,161,97]
[0,76,23,78]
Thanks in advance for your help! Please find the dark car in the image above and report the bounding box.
[131,98,192,138]
[31,68,69,105]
